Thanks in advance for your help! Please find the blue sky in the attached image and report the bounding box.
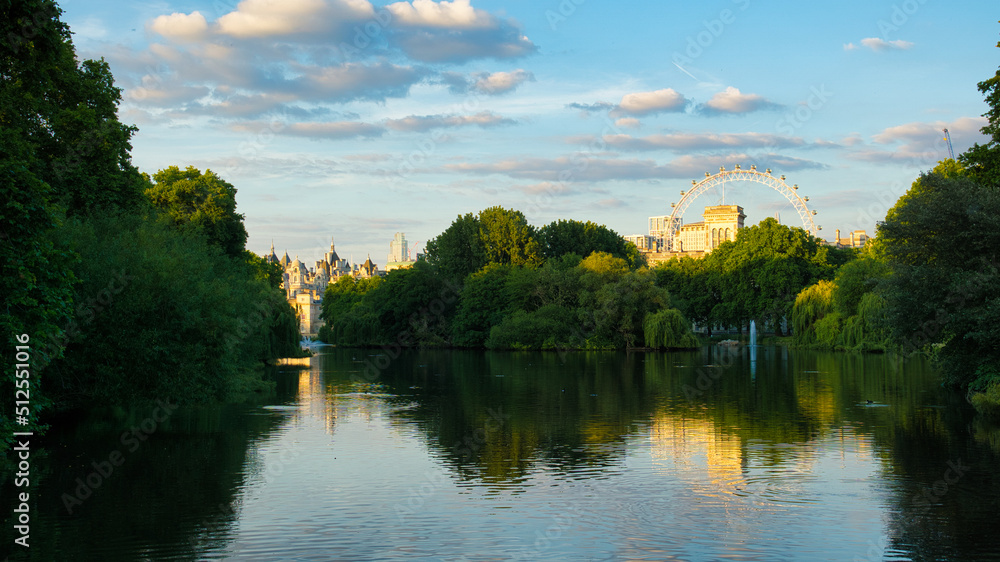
[59,0,997,265]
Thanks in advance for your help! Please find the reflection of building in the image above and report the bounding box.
[832,229,868,249]
[650,413,745,487]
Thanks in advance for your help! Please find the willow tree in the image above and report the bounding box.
[643,309,699,349]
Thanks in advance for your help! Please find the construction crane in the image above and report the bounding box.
[408,241,422,261]
[943,128,955,160]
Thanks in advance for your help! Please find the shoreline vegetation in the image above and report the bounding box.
[1,2,302,454]
[3,3,1000,459]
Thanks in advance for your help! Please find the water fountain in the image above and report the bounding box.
[750,320,757,347]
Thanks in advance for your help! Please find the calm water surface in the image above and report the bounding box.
[3,346,1000,561]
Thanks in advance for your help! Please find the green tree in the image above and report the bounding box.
[653,256,719,335]
[424,212,485,280]
[146,166,249,257]
[245,250,284,289]
[451,264,517,347]
[2,0,148,447]
[832,254,889,318]
[478,206,542,268]
[643,309,699,349]
[43,215,286,407]
[959,48,1000,186]
[362,261,456,346]
[318,275,382,344]
[581,265,671,349]
[791,280,837,346]
[877,165,1000,389]
[537,219,645,268]
[705,218,834,334]
[2,0,147,217]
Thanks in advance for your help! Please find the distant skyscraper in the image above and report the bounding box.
[388,232,408,264]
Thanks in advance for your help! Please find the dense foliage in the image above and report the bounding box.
[536,219,646,268]
[146,166,249,258]
[43,215,300,406]
[654,218,851,336]
[1,1,300,452]
[878,164,1000,390]
[321,216,698,351]
[790,50,1000,409]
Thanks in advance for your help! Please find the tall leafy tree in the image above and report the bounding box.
[478,206,542,268]
[704,218,836,334]
[654,256,719,335]
[877,163,1000,389]
[537,219,645,268]
[959,43,1000,186]
[2,0,147,217]
[424,212,486,280]
[2,0,147,446]
[146,166,249,257]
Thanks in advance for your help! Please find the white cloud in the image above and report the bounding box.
[385,111,516,132]
[149,11,209,41]
[473,69,534,94]
[566,101,615,114]
[615,88,688,116]
[598,132,808,151]
[845,37,914,52]
[233,120,386,139]
[216,0,372,38]
[445,152,825,182]
[847,116,987,164]
[440,69,535,95]
[614,118,640,129]
[698,87,781,115]
[386,0,490,28]
[128,0,536,118]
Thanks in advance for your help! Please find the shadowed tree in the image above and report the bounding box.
[2,0,148,447]
[877,162,1000,389]
[959,46,1000,187]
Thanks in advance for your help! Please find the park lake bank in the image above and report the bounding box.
[3,345,999,560]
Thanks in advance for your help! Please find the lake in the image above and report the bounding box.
[3,346,999,561]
